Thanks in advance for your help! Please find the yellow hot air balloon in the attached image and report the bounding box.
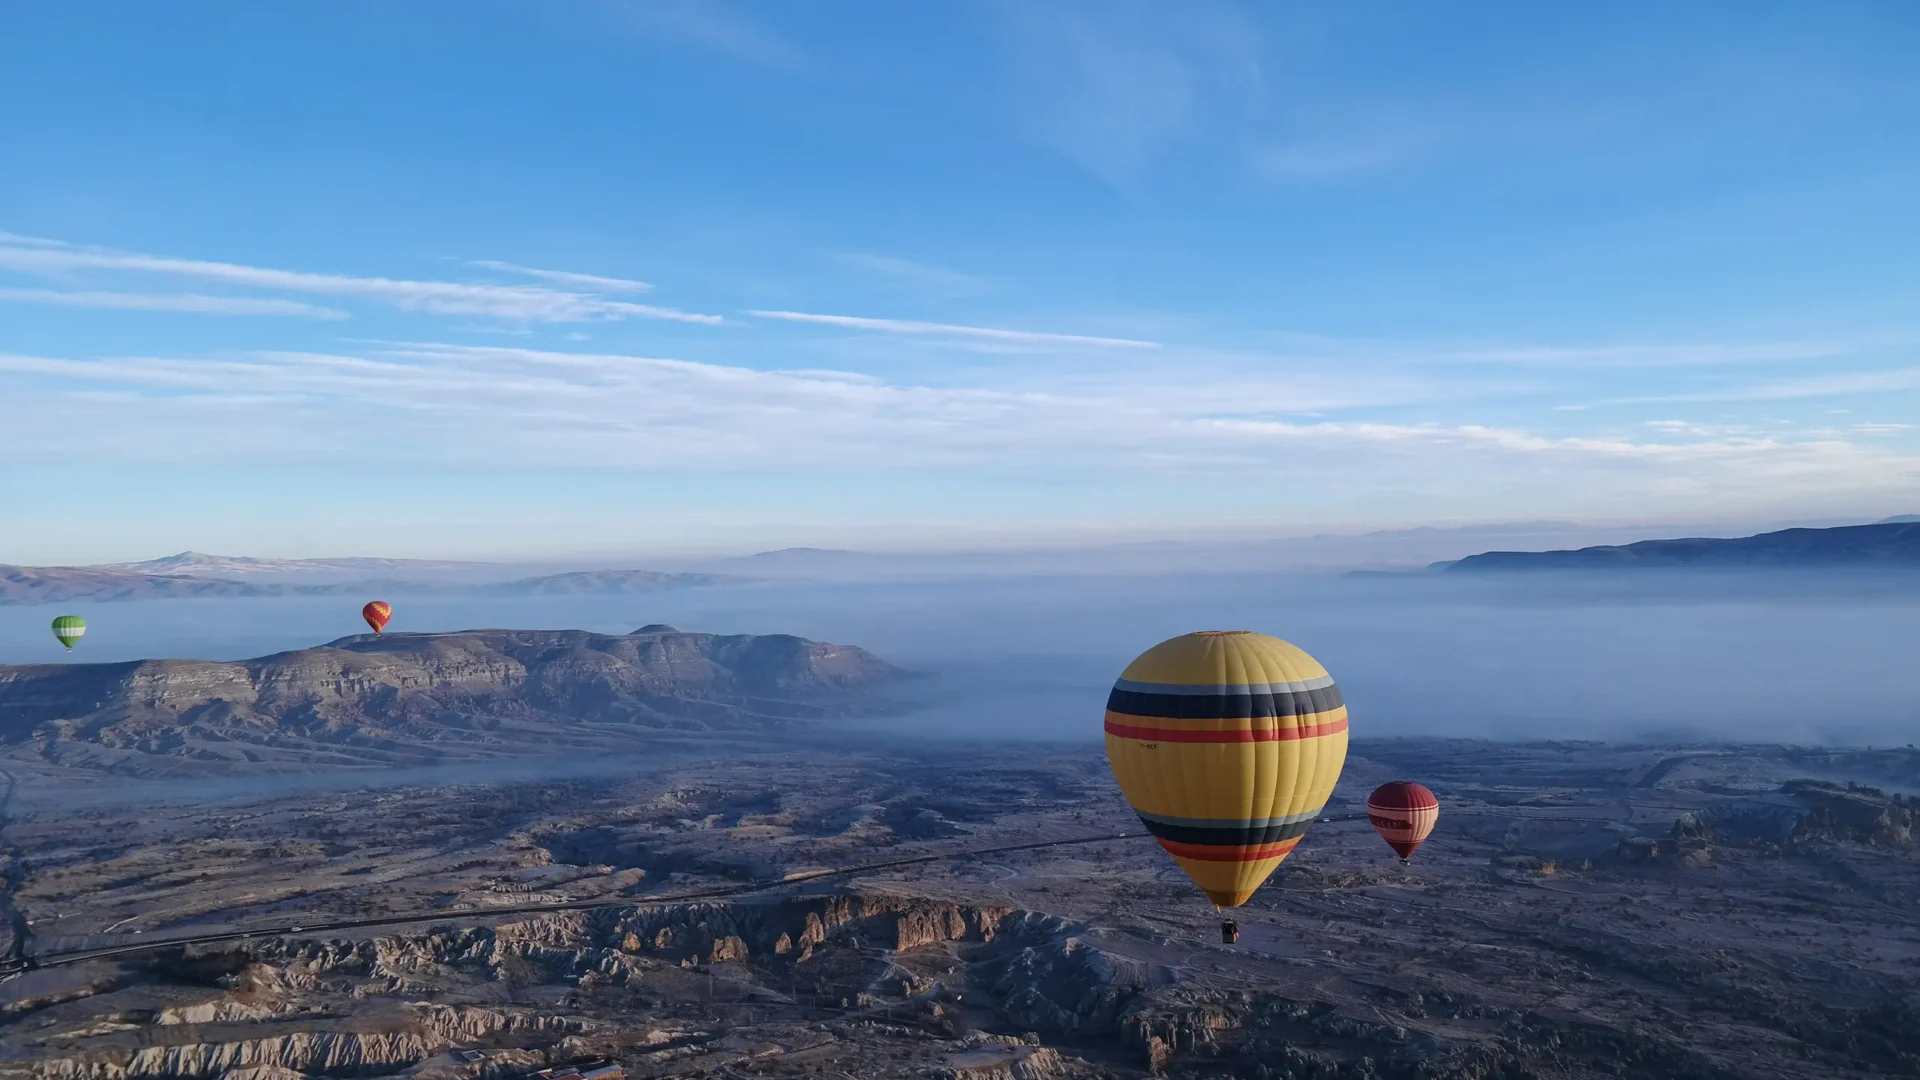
[1105,631,1349,932]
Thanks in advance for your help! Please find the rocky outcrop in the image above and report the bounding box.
[65,1030,433,1080]
[984,934,1145,1035]
[1674,781,1919,854]
[945,1041,1070,1080]
[152,999,289,1025]
[15,893,1065,1080]
[149,894,1015,991]
[0,629,906,761]
[1779,780,1918,848]
[23,1001,591,1080]
[209,1066,307,1080]
[1120,1000,1242,1061]
[591,893,1015,968]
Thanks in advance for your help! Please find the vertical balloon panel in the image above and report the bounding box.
[50,615,86,652]
[1368,781,1439,861]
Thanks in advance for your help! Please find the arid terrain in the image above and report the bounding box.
[3,737,1918,1079]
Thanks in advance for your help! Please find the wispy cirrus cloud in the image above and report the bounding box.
[1736,367,1920,400]
[1560,366,1920,410]
[0,239,720,324]
[997,0,1262,184]
[831,252,997,298]
[0,287,349,319]
[5,343,1916,521]
[1252,133,1431,180]
[617,0,806,71]
[1645,419,1756,438]
[1437,340,1874,367]
[0,231,72,248]
[747,309,1161,350]
[465,259,654,294]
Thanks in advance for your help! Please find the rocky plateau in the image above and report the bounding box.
[0,629,906,774]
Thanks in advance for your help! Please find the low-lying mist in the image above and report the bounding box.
[3,569,1916,749]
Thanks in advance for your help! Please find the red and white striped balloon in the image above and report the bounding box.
[1367,781,1439,862]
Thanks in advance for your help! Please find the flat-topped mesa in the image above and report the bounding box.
[0,629,906,761]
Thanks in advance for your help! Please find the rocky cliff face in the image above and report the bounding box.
[0,629,906,768]
[20,1001,582,1080]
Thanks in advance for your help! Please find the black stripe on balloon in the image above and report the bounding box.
[1138,815,1320,848]
[1105,683,1344,720]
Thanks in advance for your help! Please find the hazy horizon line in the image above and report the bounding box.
[14,507,1912,569]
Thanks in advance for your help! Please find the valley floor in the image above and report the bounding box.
[2,739,1919,1079]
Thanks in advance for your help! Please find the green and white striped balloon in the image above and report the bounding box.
[50,615,85,652]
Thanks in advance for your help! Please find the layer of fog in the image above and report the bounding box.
[5,570,1917,754]
[636,517,1896,580]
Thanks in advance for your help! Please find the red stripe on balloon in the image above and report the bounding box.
[1155,837,1302,862]
[1103,717,1348,743]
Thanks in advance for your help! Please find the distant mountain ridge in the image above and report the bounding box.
[23,514,1917,600]
[1445,521,1920,572]
[482,569,743,596]
[100,551,498,580]
[675,522,1765,579]
[0,628,906,773]
[0,562,748,606]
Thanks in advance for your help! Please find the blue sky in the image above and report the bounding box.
[2,1,1917,563]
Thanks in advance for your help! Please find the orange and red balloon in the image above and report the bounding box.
[362,600,392,635]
